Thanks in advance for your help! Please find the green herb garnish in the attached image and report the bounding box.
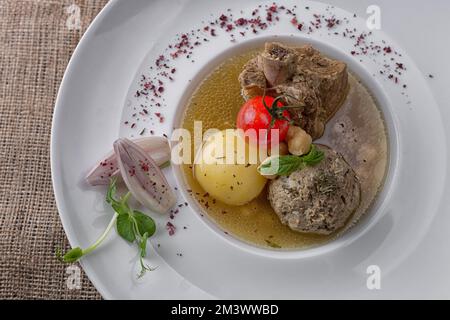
[57,178,156,278]
[258,144,324,177]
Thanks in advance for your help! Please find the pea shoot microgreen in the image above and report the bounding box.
[57,178,157,278]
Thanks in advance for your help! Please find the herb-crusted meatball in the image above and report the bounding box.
[268,145,361,235]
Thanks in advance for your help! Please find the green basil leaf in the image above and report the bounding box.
[133,211,156,237]
[258,144,325,177]
[301,144,324,166]
[275,155,305,175]
[259,155,303,176]
[116,214,136,242]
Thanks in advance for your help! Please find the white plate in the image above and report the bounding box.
[52,0,449,299]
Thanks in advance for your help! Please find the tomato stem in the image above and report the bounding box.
[262,91,303,130]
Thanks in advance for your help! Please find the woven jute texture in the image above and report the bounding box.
[0,0,109,299]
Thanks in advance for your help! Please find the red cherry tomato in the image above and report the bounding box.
[236,96,291,144]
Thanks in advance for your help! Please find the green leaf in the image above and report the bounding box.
[300,144,325,166]
[116,214,136,242]
[133,211,156,237]
[61,247,83,263]
[57,178,160,279]
[259,155,303,176]
[258,144,325,177]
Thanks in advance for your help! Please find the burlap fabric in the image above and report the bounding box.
[0,0,110,299]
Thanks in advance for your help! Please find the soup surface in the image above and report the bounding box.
[180,49,388,249]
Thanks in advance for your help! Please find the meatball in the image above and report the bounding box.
[268,145,360,235]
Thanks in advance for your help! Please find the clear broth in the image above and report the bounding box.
[180,49,388,249]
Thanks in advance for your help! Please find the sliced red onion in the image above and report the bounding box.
[86,137,170,186]
[114,138,176,214]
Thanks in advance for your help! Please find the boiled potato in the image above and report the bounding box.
[194,130,267,206]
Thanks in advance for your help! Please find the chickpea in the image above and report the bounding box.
[278,141,289,156]
[313,121,325,139]
[267,141,289,156]
[287,126,312,156]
